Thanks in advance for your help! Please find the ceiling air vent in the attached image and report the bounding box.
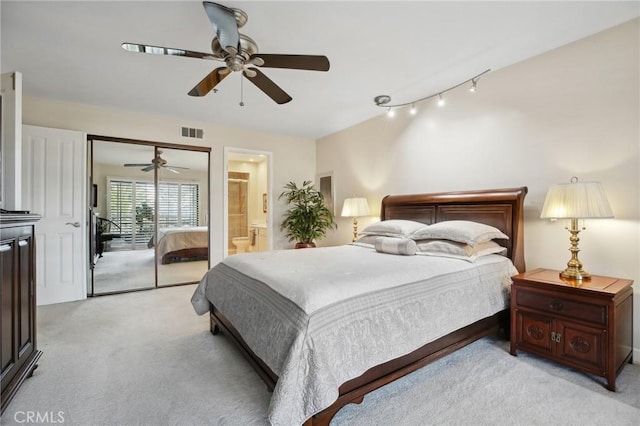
[180,126,204,140]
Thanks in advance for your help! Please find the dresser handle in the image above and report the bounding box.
[549,300,564,311]
[551,332,562,343]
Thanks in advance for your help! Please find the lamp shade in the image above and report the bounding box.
[341,197,370,217]
[540,179,613,219]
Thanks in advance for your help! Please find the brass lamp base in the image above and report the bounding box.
[560,266,591,281]
[351,218,359,242]
[560,218,591,281]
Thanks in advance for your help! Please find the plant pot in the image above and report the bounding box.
[295,242,316,249]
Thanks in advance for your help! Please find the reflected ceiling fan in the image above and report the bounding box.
[122,1,330,105]
[123,151,189,174]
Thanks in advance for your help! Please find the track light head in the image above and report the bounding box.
[469,79,478,92]
[374,95,392,106]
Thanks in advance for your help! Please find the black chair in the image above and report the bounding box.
[96,217,122,257]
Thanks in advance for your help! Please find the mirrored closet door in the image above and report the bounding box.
[89,137,210,295]
[157,148,209,286]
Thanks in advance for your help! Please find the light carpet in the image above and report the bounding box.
[1,284,638,426]
[93,249,208,293]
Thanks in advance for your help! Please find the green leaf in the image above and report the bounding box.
[279,181,337,244]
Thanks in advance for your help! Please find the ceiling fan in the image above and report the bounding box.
[122,1,330,105]
[123,151,189,174]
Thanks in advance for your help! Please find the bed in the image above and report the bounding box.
[191,187,527,425]
[148,226,208,264]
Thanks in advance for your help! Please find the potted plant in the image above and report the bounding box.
[279,180,336,248]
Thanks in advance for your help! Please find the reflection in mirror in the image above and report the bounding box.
[156,148,209,286]
[90,141,210,294]
[227,151,269,256]
[91,141,156,293]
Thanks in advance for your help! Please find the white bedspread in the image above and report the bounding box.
[191,244,517,425]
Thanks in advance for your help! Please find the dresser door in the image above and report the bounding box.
[17,234,36,368]
[0,238,17,383]
[515,310,553,356]
[556,320,605,375]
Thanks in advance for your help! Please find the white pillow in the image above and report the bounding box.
[416,239,507,262]
[375,236,417,256]
[410,220,508,246]
[354,235,379,246]
[359,219,427,238]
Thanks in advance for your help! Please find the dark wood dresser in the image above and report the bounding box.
[510,268,633,391]
[1,213,42,414]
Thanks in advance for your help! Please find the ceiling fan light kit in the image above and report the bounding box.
[374,69,491,117]
[122,1,330,105]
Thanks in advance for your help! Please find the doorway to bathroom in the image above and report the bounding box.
[228,172,249,254]
[225,148,271,257]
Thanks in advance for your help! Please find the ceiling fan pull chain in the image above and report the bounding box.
[239,75,245,107]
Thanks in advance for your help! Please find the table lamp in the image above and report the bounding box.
[341,197,370,242]
[540,177,613,280]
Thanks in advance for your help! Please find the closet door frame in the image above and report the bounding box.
[87,135,211,296]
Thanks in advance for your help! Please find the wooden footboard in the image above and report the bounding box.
[161,247,208,264]
[211,303,508,425]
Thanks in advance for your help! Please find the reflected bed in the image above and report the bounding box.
[148,226,208,264]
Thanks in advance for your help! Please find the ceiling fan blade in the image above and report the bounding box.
[141,165,155,172]
[124,163,153,167]
[243,68,292,105]
[250,54,330,72]
[165,165,190,170]
[121,43,222,61]
[188,67,231,97]
[164,167,181,174]
[203,2,239,54]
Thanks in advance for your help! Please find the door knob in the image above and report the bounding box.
[66,222,81,228]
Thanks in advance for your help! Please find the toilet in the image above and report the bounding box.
[232,237,250,253]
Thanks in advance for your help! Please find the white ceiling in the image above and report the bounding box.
[2,1,639,140]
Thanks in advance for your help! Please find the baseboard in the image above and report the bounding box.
[633,348,640,364]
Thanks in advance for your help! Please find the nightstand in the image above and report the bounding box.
[510,268,633,391]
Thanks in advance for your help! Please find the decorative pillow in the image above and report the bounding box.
[375,236,417,256]
[410,220,508,246]
[415,239,507,262]
[359,219,427,238]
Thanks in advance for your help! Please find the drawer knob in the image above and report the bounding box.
[549,300,564,311]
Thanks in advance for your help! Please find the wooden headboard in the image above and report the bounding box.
[380,187,528,272]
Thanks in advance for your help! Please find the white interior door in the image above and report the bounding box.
[22,125,87,305]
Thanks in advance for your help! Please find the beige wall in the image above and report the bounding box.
[22,96,316,262]
[317,19,640,357]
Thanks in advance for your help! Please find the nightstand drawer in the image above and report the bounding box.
[516,290,606,325]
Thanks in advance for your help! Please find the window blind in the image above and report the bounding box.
[107,178,200,250]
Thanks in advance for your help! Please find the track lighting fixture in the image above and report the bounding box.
[373,69,490,116]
